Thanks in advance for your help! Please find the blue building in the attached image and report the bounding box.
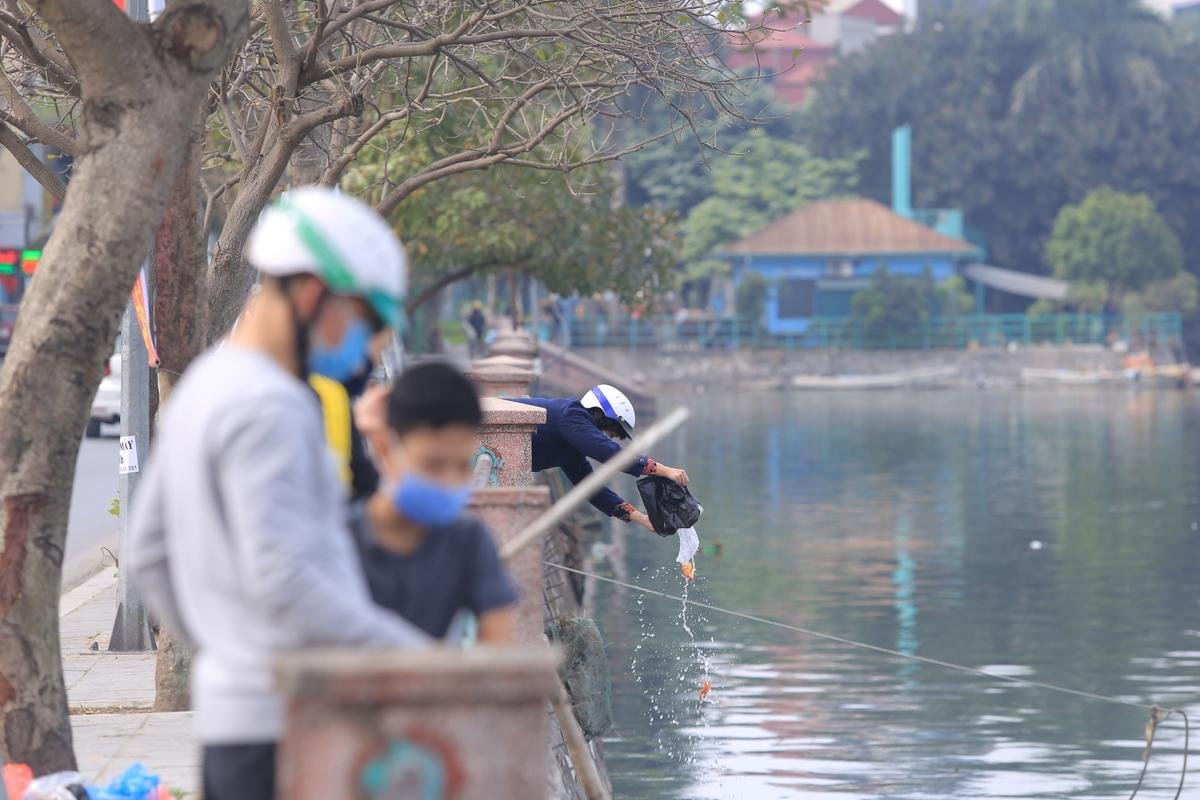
[722,197,980,336]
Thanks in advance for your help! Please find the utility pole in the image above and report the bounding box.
[109,0,154,652]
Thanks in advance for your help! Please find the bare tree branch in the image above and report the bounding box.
[202,173,240,239]
[302,5,490,83]
[0,7,78,94]
[377,85,621,214]
[282,91,363,146]
[262,0,300,105]
[219,92,249,163]
[406,263,481,313]
[300,0,331,75]
[0,121,62,198]
[0,68,74,153]
[185,0,776,336]
[320,106,409,186]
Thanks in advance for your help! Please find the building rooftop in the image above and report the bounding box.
[724,21,834,54]
[723,21,836,105]
[724,197,978,257]
[825,0,905,26]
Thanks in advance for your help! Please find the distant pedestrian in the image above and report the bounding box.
[126,187,428,800]
[467,301,487,357]
[544,297,565,344]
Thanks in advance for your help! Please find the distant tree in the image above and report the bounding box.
[802,0,1200,278]
[347,135,675,315]
[1121,272,1200,316]
[679,129,860,283]
[735,272,769,326]
[851,268,940,342]
[937,275,976,317]
[1045,188,1182,303]
[621,77,798,217]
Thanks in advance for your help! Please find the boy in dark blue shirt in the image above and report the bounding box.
[512,385,689,533]
[350,362,518,641]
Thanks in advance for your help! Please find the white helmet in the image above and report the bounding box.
[247,186,407,328]
[581,384,636,438]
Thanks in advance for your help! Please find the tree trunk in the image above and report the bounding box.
[405,264,482,316]
[0,3,246,774]
[206,146,294,343]
[151,126,208,712]
[509,271,521,326]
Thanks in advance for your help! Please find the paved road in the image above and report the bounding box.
[67,430,120,563]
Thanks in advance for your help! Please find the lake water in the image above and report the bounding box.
[590,389,1200,799]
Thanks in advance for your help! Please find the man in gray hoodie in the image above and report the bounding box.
[126,188,427,800]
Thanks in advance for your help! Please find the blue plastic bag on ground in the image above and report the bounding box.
[85,764,159,800]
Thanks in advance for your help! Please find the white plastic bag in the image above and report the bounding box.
[676,526,700,566]
[22,771,86,800]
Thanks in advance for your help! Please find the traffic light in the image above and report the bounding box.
[0,249,16,276]
[20,250,40,275]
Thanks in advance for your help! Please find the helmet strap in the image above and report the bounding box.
[279,274,329,381]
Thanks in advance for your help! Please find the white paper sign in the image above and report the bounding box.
[119,435,139,475]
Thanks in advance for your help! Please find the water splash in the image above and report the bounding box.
[631,563,718,767]
[680,573,713,696]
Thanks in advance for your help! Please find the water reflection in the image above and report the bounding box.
[594,390,1200,799]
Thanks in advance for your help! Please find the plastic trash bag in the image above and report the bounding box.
[22,772,87,799]
[636,476,702,536]
[85,764,161,800]
[676,526,700,566]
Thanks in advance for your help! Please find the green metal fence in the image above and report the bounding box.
[564,313,1183,350]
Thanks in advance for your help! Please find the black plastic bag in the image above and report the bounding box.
[636,475,702,537]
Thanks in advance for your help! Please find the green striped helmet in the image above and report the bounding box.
[247,187,407,329]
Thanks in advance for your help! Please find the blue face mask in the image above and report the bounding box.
[391,473,473,526]
[308,318,371,382]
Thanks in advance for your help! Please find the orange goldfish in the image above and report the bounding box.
[699,680,712,700]
[680,561,696,581]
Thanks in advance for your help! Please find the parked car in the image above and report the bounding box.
[88,352,120,438]
[0,305,16,358]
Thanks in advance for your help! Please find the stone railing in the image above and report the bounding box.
[277,647,560,800]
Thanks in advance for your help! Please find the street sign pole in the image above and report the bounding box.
[109,292,153,651]
[109,0,154,652]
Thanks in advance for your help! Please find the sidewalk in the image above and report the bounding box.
[61,568,199,797]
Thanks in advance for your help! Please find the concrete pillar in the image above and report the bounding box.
[488,327,538,362]
[276,646,561,800]
[475,397,543,487]
[469,486,551,644]
[467,355,538,398]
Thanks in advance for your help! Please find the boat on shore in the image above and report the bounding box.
[1020,367,1111,386]
[1021,364,1192,388]
[792,365,959,390]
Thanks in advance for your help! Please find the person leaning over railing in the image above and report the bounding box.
[507,385,689,533]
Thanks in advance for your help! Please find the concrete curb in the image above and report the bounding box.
[60,532,119,595]
[60,566,117,618]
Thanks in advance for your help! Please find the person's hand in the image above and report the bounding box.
[629,510,656,534]
[354,384,390,455]
[660,464,689,487]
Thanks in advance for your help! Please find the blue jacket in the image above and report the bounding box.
[509,397,648,517]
